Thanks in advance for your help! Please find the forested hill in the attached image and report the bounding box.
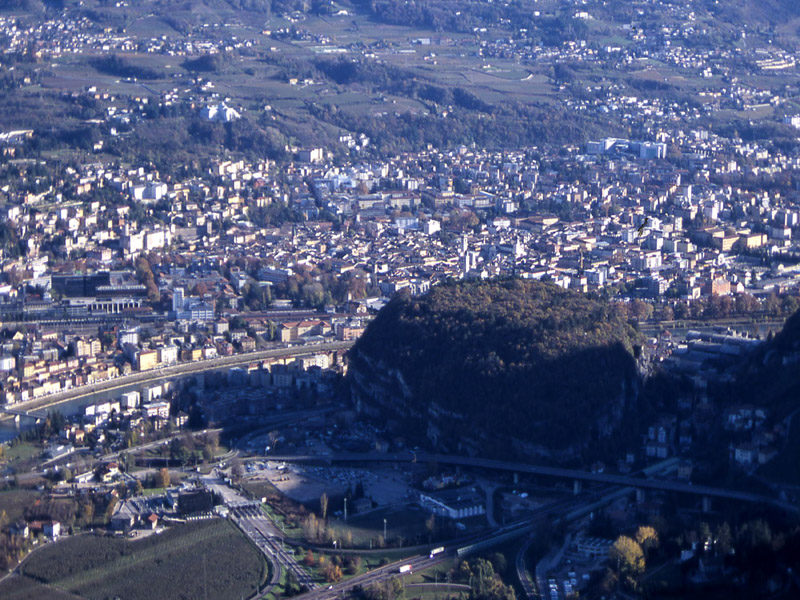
[348,280,646,461]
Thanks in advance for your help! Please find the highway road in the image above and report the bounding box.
[0,340,353,421]
[265,452,798,513]
[212,459,677,600]
[241,513,284,593]
[234,508,284,592]
[514,469,671,599]
[232,504,318,590]
[288,483,656,600]
[295,552,449,600]
[247,452,793,599]
[201,471,318,591]
[234,407,338,452]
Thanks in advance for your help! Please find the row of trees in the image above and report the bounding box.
[23,485,123,531]
[168,432,220,466]
[299,550,362,582]
[454,557,515,600]
[134,256,160,302]
[358,0,588,40]
[597,515,800,595]
[354,556,513,600]
[16,410,66,443]
[653,292,800,322]
[90,55,166,80]
[602,526,659,592]
[147,468,171,490]
[308,99,609,156]
[301,512,354,547]
[0,515,30,570]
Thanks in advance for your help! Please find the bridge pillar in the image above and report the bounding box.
[636,488,646,504]
[573,480,582,495]
[513,473,519,485]
[702,496,712,513]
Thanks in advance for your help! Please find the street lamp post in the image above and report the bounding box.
[383,518,387,542]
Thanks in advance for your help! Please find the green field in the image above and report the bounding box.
[403,557,458,585]
[18,519,267,600]
[2,442,40,463]
[260,503,304,538]
[329,505,440,547]
[0,442,42,474]
[0,489,41,523]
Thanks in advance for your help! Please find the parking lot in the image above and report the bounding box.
[246,462,413,506]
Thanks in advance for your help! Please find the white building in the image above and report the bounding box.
[143,401,170,419]
[121,391,140,409]
[422,219,441,235]
[173,287,185,313]
[143,385,162,403]
[205,102,241,122]
[419,487,485,520]
[159,345,179,365]
[118,329,139,346]
[298,148,324,163]
[177,300,214,322]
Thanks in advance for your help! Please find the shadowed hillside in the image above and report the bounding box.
[349,280,646,461]
[731,307,800,419]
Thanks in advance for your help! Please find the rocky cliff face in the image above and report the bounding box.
[348,280,646,461]
[732,307,800,417]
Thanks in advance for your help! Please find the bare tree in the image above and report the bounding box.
[231,457,244,481]
[320,492,328,521]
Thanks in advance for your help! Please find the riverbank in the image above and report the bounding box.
[0,341,353,438]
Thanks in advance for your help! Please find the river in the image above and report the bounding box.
[0,340,354,443]
[0,376,170,442]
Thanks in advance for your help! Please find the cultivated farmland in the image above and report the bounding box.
[19,519,267,600]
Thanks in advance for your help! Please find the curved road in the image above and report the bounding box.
[0,341,353,421]
[265,452,798,513]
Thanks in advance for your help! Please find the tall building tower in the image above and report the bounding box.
[173,287,184,314]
